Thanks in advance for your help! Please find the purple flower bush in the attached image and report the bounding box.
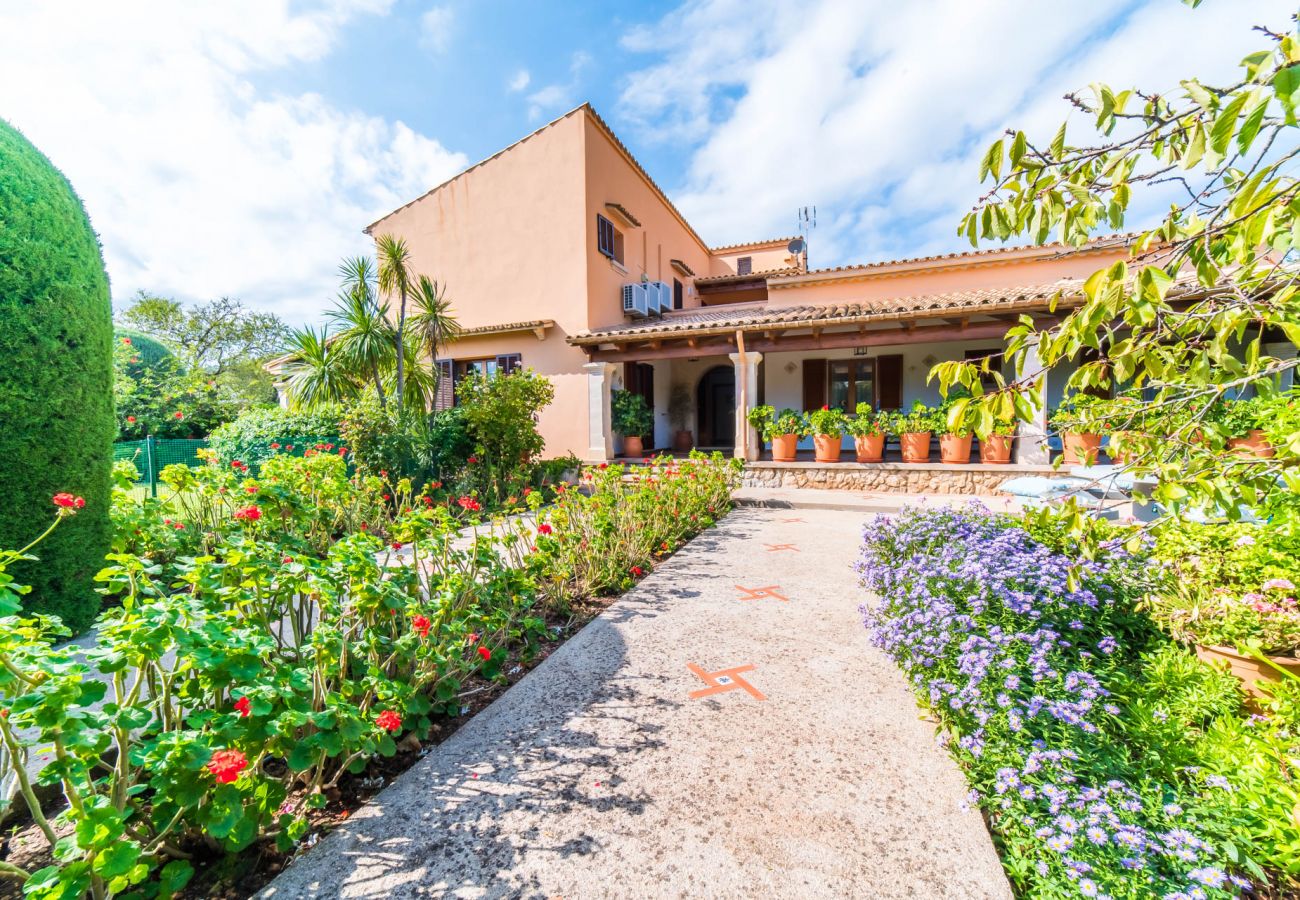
[858,506,1256,899]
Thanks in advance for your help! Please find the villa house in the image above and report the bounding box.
[362,103,1150,492]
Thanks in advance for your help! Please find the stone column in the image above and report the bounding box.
[1015,339,1050,465]
[729,351,763,461]
[584,361,617,462]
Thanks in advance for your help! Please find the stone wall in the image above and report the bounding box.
[742,462,1060,496]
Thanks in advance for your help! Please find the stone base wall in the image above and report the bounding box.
[742,462,1060,496]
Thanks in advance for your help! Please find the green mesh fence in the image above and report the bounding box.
[113,438,208,496]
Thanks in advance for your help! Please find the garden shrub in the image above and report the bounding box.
[0,451,741,896]
[858,506,1294,897]
[456,370,555,505]
[114,327,172,372]
[208,406,342,471]
[337,400,474,492]
[0,118,114,634]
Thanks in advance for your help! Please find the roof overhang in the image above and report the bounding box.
[456,319,556,341]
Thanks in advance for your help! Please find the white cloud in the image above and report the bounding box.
[0,1,469,325]
[619,0,1296,266]
[526,51,592,120]
[419,5,455,55]
[508,68,531,92]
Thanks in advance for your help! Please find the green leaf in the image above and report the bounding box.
[979,139,1004,182]
[1009,131,1027,168]
[1209,91,1249,155]
[93,840,141,879]
[1049,121,1067,158]
[1236,97,1268,154]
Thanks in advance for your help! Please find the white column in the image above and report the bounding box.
[729,351,763,461]
[1015,339,1050,465]
[584,361,617,462]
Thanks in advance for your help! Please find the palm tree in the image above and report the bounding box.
[375,234,414,405]
[410,275,460,402]
[331,256,395,408]
[280,326,357,410]
[381,330,439,412]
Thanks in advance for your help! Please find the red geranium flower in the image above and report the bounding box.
[174,411,184,419]
[467,632,479,643]
[270,442,281,450]
[126,415,136,423]
[412,614,431,638]
[631,566,644,577]
[379,470,388,478]
[598,463,608,470]
[234,696,251,718]
[232,506,261,521]
[375,709,402,733]
[468,456,478,464]
[52,493,85,510]
[282,556,293,563]
[822,404,829,411]
[477,646,491,661]
[457,496,481,512]
[121,337,131,345]
[245,485,258,494]
[207,749,248,784]
[537,524,553,535]
[392,541,403,550]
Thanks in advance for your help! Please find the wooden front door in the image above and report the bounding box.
[697,365,735,448]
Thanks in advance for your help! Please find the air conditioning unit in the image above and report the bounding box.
[648,281,672,314]
[622,282,650,318]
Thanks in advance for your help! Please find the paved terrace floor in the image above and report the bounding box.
[261,505,1011,900]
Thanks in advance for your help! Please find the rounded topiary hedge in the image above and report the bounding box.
[0,119,114,633]
[207,406,343,473]
[115,327,173,372]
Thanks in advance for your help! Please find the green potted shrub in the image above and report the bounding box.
[1049,393,1107,465]
[747,406,806,461]
[979,416,1018,464]
[846,403,887,462]
[892,401,937,463]
[612,390,654,458]
[1220,395,1275,458]
[807,404,848,463]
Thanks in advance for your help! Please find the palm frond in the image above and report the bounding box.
[280,326,361,410]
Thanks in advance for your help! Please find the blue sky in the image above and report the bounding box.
[0,0,1291,323]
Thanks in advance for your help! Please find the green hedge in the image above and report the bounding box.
[0,119,114,634]
[207,407,342,471]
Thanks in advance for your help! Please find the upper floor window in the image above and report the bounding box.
[597,214,624,265]
[737,256,752,276]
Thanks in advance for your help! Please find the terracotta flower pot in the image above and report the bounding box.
[854,433,885,463]
[770,433,798,462]
[1061,432,1101,465]
[673,429,694,453]
[1228,429,1274,459]
[621,435,644,458]
[900,432,931,463]
[980,434,1013,464]
[813,434,843,463]
[939,434,972,465]
[1195,644,1300,698]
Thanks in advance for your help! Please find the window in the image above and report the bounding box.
[736,256,752,276]
[440,354,522,408]
[597,214,624,265]
[673,278,683,310]
[828,359,874,413]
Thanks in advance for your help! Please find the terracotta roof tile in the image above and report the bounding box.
[708,236,799,253]
[457,319,554,337]
[569,282,1081,345]
[694,266,802,285]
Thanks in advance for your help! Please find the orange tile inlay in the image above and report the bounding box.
[687,663,767,701]
[764,542,799,552]
[734,584,789,602]
[781,517,805,523]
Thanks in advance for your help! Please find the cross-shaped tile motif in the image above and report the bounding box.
[686,663,766,701]
[734,584,789,602]
[764,542,799,552]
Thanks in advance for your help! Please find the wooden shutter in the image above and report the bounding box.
[802,358,827,411]
[673,278,683,310]
[875,354,903,410]
[737,256,753,276]
[434,359,454,411]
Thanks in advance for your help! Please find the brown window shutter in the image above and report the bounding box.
[434,359,454,411]
[875,354,903,410]
[802,358,827,410]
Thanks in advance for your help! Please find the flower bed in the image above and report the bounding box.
[858,506,1300,898]
[0,451,740,898]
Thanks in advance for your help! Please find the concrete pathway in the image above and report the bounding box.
[261,506,1011,900]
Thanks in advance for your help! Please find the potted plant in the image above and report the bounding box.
[668,383,694,453]
[1220,395,1275,458]
[847,403,886,462]
[1050,393,1106,465]
[612,390,653,458]
[936,392,974,464]
[807,405,847,463]
[979,417,1017,464]
[1159,581,1300,698]
[892,401,936,463]
[747,406,806,462]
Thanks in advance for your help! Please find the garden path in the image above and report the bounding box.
[260,506,1012,899]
